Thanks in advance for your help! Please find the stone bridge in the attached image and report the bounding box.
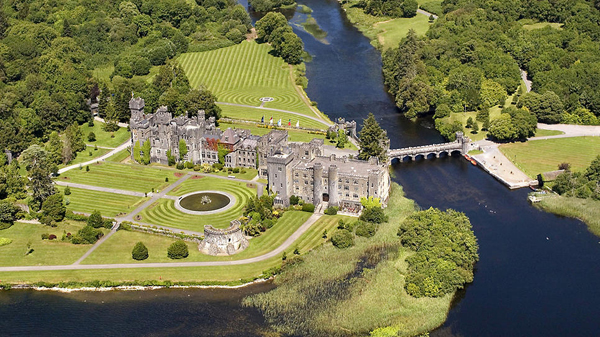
[388,132,470,163]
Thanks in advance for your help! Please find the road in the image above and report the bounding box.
[0,214,322,272]
[417,8,438,19]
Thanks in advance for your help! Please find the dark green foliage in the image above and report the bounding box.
[249,0,295,12]
[398,208,479,298]
[289,195,300,205]
[363,0,418,18]
[553,156,600,200]
[358,113,388,162]
[466,117,474,128]
[87,132,96,142]
[301,203,315,213]
[167,240,189,259]
[324,206,338,215]
[41,193,66,223]
[73,226,103,244]
[355,221,377,238]
[359,206,388,224]
[330,229,354,248]
[0,200,21,229]
[244,194,276,221]
[519,91,564,124]
[87,210,104,229]
[255,13,304,64]
[132,241,149,261]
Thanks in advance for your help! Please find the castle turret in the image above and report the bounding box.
[129,97,145,120]
[313,162,323,206]
[328,164,339,207]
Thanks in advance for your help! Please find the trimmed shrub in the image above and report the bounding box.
[48,234,57,240]
[289,195,299,205]
[0,238,12,246]
[301,203,315,213]
[64,186,71,195]
[324,206,338,215]
[360,206,388,224]
[213,163,224,171]
[185,161,194,169]
[74,226,103,244]
[263,218,275,229]
[132,242,149,261]
[233,168,240,173]
[355,221,377,238]
[87,132,96,142]
[87,210,104,228]
[331,229,354,248]
[167,240,189,259]
[176,162,185,170]
[41,233,50,240]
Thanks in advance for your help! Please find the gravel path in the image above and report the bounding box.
[57,141,130,175]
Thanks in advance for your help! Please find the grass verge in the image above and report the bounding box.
[81,121,130,148]
[537,195,600,238]
[58,186,147,217]
[499,136,600,178]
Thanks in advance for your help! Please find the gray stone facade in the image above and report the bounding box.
[198,220,249,256]
[129,97,390,211]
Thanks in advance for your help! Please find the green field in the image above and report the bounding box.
[219,104,330,130]
[0,222,94,266]
[62,147,110,167]
[56,162,180,193]
[341,0,432,50]
[179,41,316,116]
[81,122,130,148]
[58,186,146,217]
[139,177,256,231]
[500,136,600,177]
[106,148,132,163]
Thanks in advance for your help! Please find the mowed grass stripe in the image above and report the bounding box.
[140,178,256,231]
[57,186,146,217]
[179,41,314,117]
[56,163,181,193]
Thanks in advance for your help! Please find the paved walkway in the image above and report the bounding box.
[216,102,332,127]
[57,141,130,175]
[54,181,146,197]
[0,214,322,271]
[72,224,119,265]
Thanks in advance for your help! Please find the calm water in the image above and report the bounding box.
[2,1,600,336]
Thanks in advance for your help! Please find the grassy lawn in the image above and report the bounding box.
[341,0,432,50]
[139,177,256,231]
[93,65,160,87]
[84,211,313,264]
[500,136,600,178]
[283,214,352,256]
[419,0,442,15]
[219,104,329,130]
[179,41,315,116]
[55,162,180,193]
[106,148,132,163]
[61,147,110,167]
[535,129,564,137]
[57,186,147,217]
[207,169,258,181]
[81,121,130,148]
[375,14,432,50]
[537,195,600,238]
[0,221,92,266]
[522,21,563,31]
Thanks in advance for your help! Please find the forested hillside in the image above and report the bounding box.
[0,0,250,154]
[383,0,600,138]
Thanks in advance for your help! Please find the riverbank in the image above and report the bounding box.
[535,195,600,238]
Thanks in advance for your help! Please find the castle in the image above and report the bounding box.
[129,97,390,211]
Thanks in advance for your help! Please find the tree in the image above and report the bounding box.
[64,186,71,195]
[178,139,188,161]
[466,117,474,128]
[47,131,63,165]
[168,240,189,259]
[359,206,388,224]
[472,122,479,134]
[487,114,516,141]
[0,200,21,229]
[132,241,149,260]
[1,161,27,200]
[87,132,96,142]
[62,18,72,38]
[21,145,51,172]
[65,123,85,158]
[331,229,354,248]
[142,140,151,165]
[184,88,222,121]
[166,149,176,166]
[255,12,288,42]
[336,130,347,148]
[41,193,66,223]
[74,226,103,244]
[279,32,304,64]
[520,91,564,124]
[358,113,388,162]
[28,167,56,204]
[87,210,104,228]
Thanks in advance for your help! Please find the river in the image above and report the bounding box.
[2,1,600,336]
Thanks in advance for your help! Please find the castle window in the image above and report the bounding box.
[275,174,277,178]
[295,173,298,177]
[305,180,308,185]
[344,185,349,190]
[354,180,358,184]
[278,167,282,172]
[353,194,358,198]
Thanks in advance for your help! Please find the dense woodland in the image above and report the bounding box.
[358,0,418,18]
[0,0,251,154]
[382,0,600,138]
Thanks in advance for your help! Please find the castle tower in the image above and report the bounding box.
[313,162,323,206]
[129,97,145,119]
[328,164,339,207]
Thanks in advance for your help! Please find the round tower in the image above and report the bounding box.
[313,162,323,206]
[328,165,339,207]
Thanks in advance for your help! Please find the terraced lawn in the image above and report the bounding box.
[0,222,93,266]
[219,122,328,143]
[55,163,180,193]
[284,214,353,255]
[179,41,314,116]
[139,177,256,231]
[500,136,600,177]
[61,147,110,167]
[106,148,132,163]
[57,186,147,217]
[219,104,329,130]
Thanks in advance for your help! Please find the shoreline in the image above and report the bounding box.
[2,277,271,293]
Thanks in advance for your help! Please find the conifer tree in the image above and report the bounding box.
[358,113,388,162]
